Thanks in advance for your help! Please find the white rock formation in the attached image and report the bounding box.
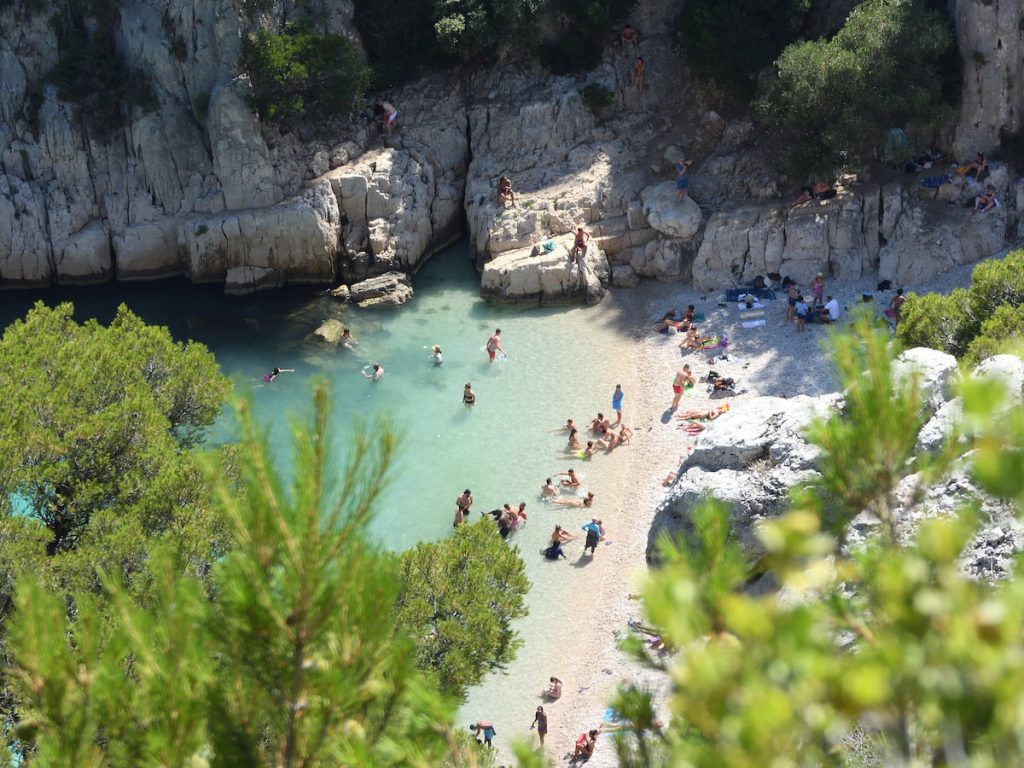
[480,236,609,305]
[641,181,702,239]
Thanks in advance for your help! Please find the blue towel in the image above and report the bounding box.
[920,174,951,189]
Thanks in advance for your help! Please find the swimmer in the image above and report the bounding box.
[567,427,582,450]
[264,367,295,382]
[541,478,560,497]
[431,345,443,366]
[485,328,504,363]
[340,328,358,349]
[550,491,595,508]
[551,525,575,544]
[556,469,581,488]
[463,383,476,405]
[554,418,576,433]
[361,363,384,380]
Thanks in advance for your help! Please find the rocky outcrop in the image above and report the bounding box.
[480,236,609,305]
[312,318,346,344]
[693,171,1011,289]
[649,350,1024,580]
[348,271,413,307]
[951,0,1024,159]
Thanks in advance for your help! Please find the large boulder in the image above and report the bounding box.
[640,182,703,239]
[893,347,959,415]
[480,236,609,305]
[349,271,414,307]
[312,318,346,344]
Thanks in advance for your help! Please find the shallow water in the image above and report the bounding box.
[0,240,637,727]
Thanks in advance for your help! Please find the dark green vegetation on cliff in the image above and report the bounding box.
[0,309,527,765]
[610,319,1024,766]
[242,20,370,123]
[898,249,1024,366]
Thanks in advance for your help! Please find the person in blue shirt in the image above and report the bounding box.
[581,518,604,556]
[612,384,624,425]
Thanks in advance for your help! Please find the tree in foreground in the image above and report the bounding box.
[611,318,1024,765]
[397,519,529,698]
[6,384,487,767]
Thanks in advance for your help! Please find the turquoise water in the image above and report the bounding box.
[0,237,633,552]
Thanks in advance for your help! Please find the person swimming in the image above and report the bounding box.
[361,363,384,380]
[264,367,295,382]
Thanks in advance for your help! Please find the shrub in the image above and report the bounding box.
[964,304,1024,367]
[579,82,615,113]
[432,0,542,61]
[897,249,1024,361]
[677,0,811,98]
[241,20,370,124]
[354,0,443,88]
[539,0,636,74]
[755,0,956,176]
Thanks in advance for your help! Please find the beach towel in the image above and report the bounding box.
[700,336,729,350]
[740,307,767,328]
[920,174,951,189]
[742,318,767,328]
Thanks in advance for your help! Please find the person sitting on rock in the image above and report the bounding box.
[973,184,999,213]
[571,227,591,265]
[497,175,517,208]
[966,152,989,182]
[620,24,638,54]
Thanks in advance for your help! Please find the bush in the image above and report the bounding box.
[539,0,636,74]
[678,0,811,98]
[579,82,615,113]
[964,304,1024,367]
[433,0,542,60]
[755,0,955,176]
[354,0,443,88]
[242,20,370,124]
[897,249,1024,361]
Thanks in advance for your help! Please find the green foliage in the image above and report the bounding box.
[241,20,370,124]
[396,520,529,698]
[579,83,615,113]
[898,249,1024,360]
[433,0,543,60]
[6,385,484,767]
[755,0,955,175]
[47,0,157,137]
[618,317,1024,765]
[539,0,636,75]
[353,0,443,88]
[678,0,811,98]
[964,304,1024,367]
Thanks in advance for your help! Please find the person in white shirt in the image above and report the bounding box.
[822,295,841,323]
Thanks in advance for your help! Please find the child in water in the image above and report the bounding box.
[431,345,443,365]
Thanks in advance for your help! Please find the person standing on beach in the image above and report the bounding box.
[469,721,496,748]
[531,706,549,746]
[671,367,690,410]
[486,328,504,363]
[612,384,624,425]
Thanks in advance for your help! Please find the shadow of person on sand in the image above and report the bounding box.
[573,555,595,568]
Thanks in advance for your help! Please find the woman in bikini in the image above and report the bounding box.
[567,427,582,449]
[550,492,595,508]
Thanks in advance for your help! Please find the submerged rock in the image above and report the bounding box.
[312,318,346,344]
[349,272,414,307]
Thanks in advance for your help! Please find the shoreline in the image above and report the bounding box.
[481,256,998,766]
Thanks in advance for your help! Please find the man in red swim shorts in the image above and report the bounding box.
[486,328,504,362]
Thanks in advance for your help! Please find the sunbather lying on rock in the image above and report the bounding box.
[676,404,730,420]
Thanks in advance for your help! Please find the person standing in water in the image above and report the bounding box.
[486,328,504,363]
[541,478,560,497]
[431,345,443,366]
[612,384,624,425]
[463,383,476,405]
[456,489,473,518]
[340,328,357,349]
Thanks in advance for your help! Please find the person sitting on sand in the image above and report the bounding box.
[497,175,517,207]
[551,525,575,544]
[821,295,841,323]
[571,729,600,761]
[543,540,567,560]
[551,492,595,508]
[541,478,560,497]
[680,325,704,349]
[590,413,610,434]
[677,404,730,421]
[544,676,563,699]
[567,427,582,450]
[617,424,633,445]
[340,328,357,349]
[655,308,681,332]
[598,430,621,451]
[556,468,581,488]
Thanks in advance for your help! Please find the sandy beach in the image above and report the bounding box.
[485,256,996,766]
